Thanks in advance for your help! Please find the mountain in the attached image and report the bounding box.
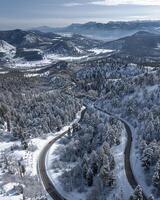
[0,29,106,62]
[104,31,160,57]
[32,21,160,41]
[0,29,53,48]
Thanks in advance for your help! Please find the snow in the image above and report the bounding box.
[0,141,20,152]
[0,40,16,54]
[130,125,159,199]
[0,71,8,74]
[24,34,41,44]
[110,96,160,200]
[0,195,23,200]
[2,183,17,193]
[144,66,155,72]
[12,58,51,69]
[45,54,88,61]
[89,48,114,55]
[0,106,85,200]
[98,109,133,200]
[24,67,46,72]
[8,53,88,69]
[46,141,87,200]
[44,106,86,200]
[0,182,23,199]
[45,107,132,200]
[24,71,50,78]
[34,106,85,177]
[74,46,84,54]
[24,73,40,77]
[155,43,160,50]
[109,129,133,200]
[22,48,43,53]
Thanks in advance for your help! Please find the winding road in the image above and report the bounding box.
[37,108,86,200]
[38,103,147,200]
[94,105,147,200]
[38,132,67,200]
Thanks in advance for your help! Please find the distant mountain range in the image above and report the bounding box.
[0,28,160,63]
[104,31,160,57]
[31,21,160,41]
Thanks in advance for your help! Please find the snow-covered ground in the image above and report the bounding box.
[0,71,9,74]
[45,54,88,61]
[89,48,114,55]
[45,106,89,200]
[109,129,133,200]
[46,140,87,200]
[4,47,115,70]
[130,126,160,200]
[99,106,159,199]
[5,54,89,70]
[0,40,16,55]
[10,57,51,69]
[0,106,85,199]
[0,125,22,199]
[46,108,132,200]
[98,79,160,199]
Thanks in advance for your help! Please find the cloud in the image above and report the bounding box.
[91,0,160,6]
[63,0,160,7]
[63,2,84,7]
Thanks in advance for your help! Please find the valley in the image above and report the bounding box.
[0,21,160,200]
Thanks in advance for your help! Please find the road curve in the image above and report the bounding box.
[38,131,67,200]
[38,108,86,200]
[94,105,147,200]
[38,102,147,200]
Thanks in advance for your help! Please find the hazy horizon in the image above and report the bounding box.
[0,0,160,30]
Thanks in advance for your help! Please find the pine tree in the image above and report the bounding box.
[152,159,160,189]
[129,185,143,200]
[86,168,93,186]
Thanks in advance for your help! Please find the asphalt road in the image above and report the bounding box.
[94,105,148,200]
[38,108,86,200]
[38,104,147,200]
[38,131,67,200]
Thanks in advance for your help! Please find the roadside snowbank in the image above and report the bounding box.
[46,107,132,200]
[45,106,86,200]
[109,129,133,200]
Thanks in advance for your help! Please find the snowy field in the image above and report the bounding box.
[3,47,115,70]
[4,54,89,70]
[89,48,114,55]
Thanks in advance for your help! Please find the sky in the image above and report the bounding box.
[0,0,160,30]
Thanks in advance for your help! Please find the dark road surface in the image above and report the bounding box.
[38,131,67,200]
[38,108,86,200]
[94,105,147,200]
[38,104,147,200]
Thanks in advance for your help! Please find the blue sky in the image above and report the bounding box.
[0,0,160,30]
